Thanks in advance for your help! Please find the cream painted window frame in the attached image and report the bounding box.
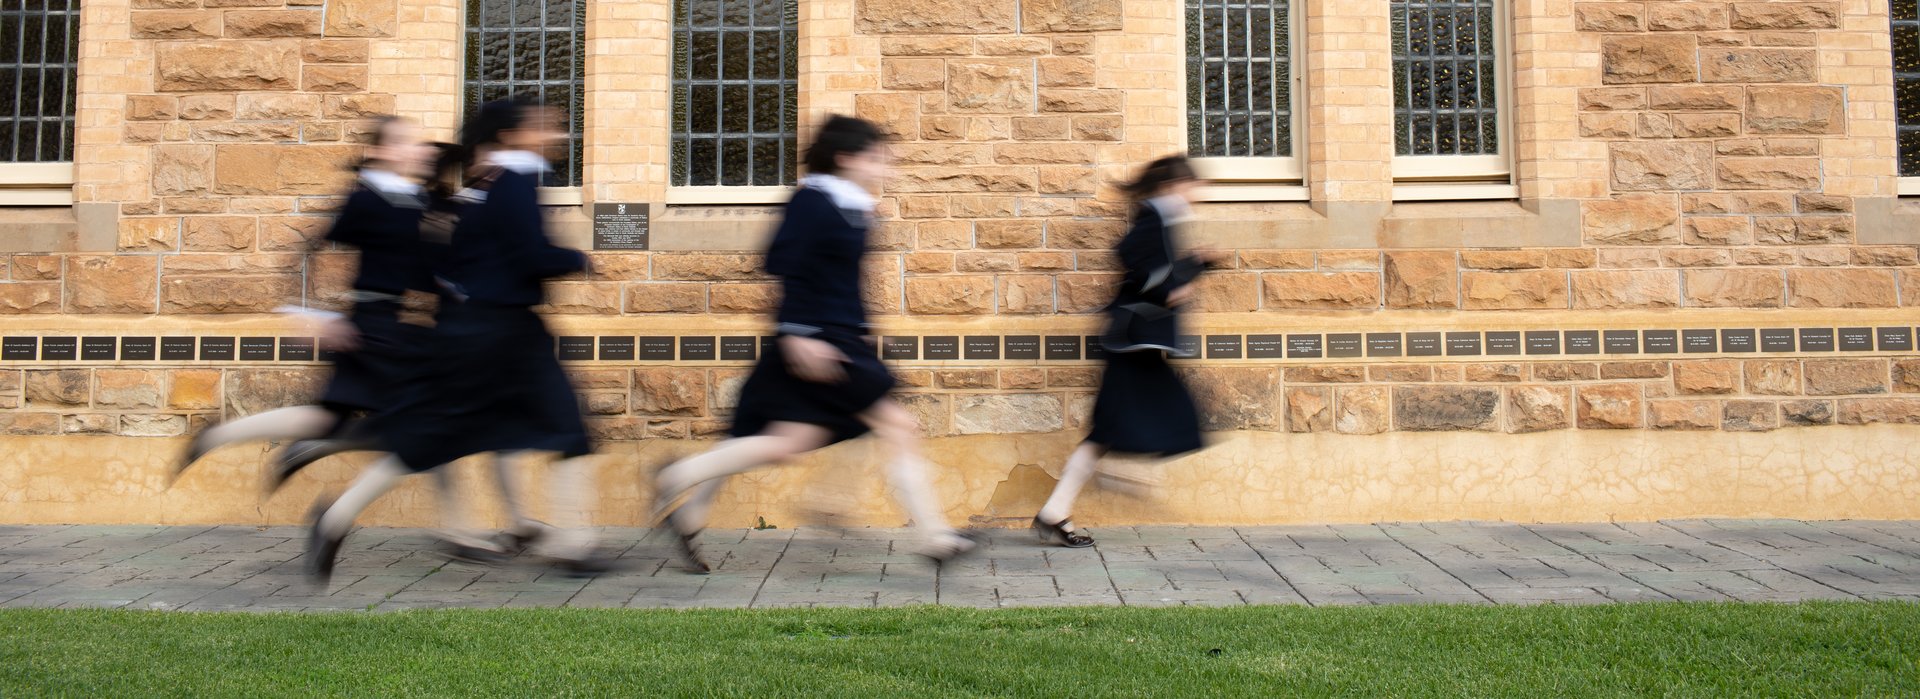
[0,162,75,206]
[1185,0,1305,201]
[665,185,792,206]
[1899,177,1920,197]
[1389,0,1512,198]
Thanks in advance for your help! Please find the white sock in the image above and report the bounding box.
[1038,443,1103,525]
[539,454,599,559]
[202,406,337,449]
[316,456,409,540]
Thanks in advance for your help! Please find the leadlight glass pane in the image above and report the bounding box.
[1186,0,1292,159]
[0,0,76,162]
[1391,0,1500,157]
[672,0,798,186]
[464,0,584,186]
[1894,4,1920,175]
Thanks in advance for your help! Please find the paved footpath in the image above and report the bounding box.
[2,520,1919,611]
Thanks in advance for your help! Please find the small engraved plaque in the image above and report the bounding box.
[1287,334,1324,359]
[1,337,35,361]
[679,336,716,360]
[1486,331,1521,355]
[1407,332,1442,357]
[1682,329,1717,354]
[883,336,919,360]
[1721,329,1757,353]
[82,337,117,361]
[1760,329,1795,352]
[591,202,650,250]
[762,336,777,356]
[1044,336,1081,361]
[1005,335,1040,360]
[1642,330,1678,354]
[121,337,157,361]
[924,336,959,360]
[558,336,595,361]
[199,337,235,361]
[1446,332,1482,356]
[1878,327,1915,352]
[240,337,275,361]
[1838,327,1874,352]
[1798,328,1835,352]
[1247,334,1285,359]
[964,336,1001,360]
[161,337,196,361]
[598,336,636,361]
[1566,331,1600,355]
[1603,330,1639,354]
[640,336,675,360]
[40,337,76,361]
[1206,335,1243,359]
[1525,331,1561,355]
[720,337,757,361]
[1326,334,1362,358]
[1085,336,1108,360]
[1366,333,1403,357]
[1176,335,1201,357]
[279,337,315,361]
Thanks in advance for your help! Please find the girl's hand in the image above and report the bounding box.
[782,335,849,384]
[1192,248,1230,266]
[1168,286,1194,307]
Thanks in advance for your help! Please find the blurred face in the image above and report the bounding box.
[501,106,567,160]
[835,144,890,191]
[367,119,433,179]
[1164,176,1205,205]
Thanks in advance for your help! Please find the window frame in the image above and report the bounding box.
[458,0,588,193]
[1183,0,1305,193]
[1388,0,1512,186]
[666,0,801,205]
[1895,0,1920,195]
[0,163,73,206]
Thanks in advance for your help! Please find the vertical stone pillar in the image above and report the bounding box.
[374,0,462,140]
[1510,0,1606,209]
[1301,0,1393,225]
[585,0,671,204]
[73,0,152,210]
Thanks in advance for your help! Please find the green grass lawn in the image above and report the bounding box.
[4,602,1918,697]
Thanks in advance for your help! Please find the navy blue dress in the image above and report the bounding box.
[1087,201,1205,457]
[372,163,593,471]
[317,180,436,414]
[729,186,894,445]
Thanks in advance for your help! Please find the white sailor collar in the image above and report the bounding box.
[488,150,551,176]
[359,169,422,196]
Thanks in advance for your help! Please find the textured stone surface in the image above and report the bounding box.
[1285,387,1331,433]
[1182,368,1280,431]
[1683,269,1785,307]
[1700,49,1816,83]
[1461,271,1567,310]
[1583,195,1680,245]
[1394,387,1499,432]
[1650,400,1718,430]
[946,61,1033,114]
[1746,87,1845,134]
[953,394,1064,434]
[1382,251,1456,309]
[1787,269,1897,308]
[631,369,707,417]
[25,370,90,407]
[1745,361,1802,396]
[858,0,1017,34]
[1261,272,1380,309]
[1505,386,1570,433]
[1602,36,1698,84]
[1334,387,1390,435]
[156,41,300,91]
[322,0,393,36]
[1571,270,1680,309]
[1674,361,1740,395]
[1610,143,1713,191]
[1722,401,1781,432]
[1803,360,1888,396]
[1577,384,1643,429]
[65,256,159,314]
[1022,0,1122,32]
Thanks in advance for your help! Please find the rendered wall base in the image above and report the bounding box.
[4,426,1917,527]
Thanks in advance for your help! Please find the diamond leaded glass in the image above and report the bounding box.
[464,0,585,187]
[1186,0,1292,158]
[1391,0,1499,157]
[672,0,798,187]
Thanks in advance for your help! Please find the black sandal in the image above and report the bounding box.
[1032,516,1095,548]
[668,523,711,574]
[305,498,346,584]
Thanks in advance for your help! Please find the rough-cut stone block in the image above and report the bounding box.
[1284,386,1330,433]
[94,369,163,409]
[223,369,322,416]
[1781,399,1833,425]
[117,218,177,252]
[156,41,300,91]
[1717,158,1821,191]
[161,275,300,313]
[1461,270,1567,310]
[225,9,321,37]
[1649,3,1728,31]
[1700,49,1816,83]
[1610,143,1713,191]
[858,0,1017,33]
[1650,400,1718,430]
[1056,274,1117,312]
[183,217,257,252]
[1723,401,1780,431]
[169,369,222,409]
[1037,57,1096,87]
[1395,386,1499,431]
[1382,251,1456,309]
[1577,384,1643,429]
[302,38,368,63]
[1022,0,1121,32]
[623,282,705,313]
[855,93,920,139]
[1466,363,1524,382]
[1326,387,1387,435]
[1579,113,1634,138]
[25,370,89,407]
[1583,194,1680,245]
[1838,398,1920,425]
[1180,368,1279,431]
[237,93,322,120]
[883,58,946,91]
[975,220,1042,249]
[1686,217,1753,246]
[1647,86,1742,111]
[890,169,1033,193]
[151,144,214,197]
[132,10,221,38]
[709,284,778,314]
[880,37,972,56]
[630,368,706,417]
[324,94,395,119]
[178,94,236,120]
[1731,3,1839,29]
[1505,385,1571,433]
[1532,363,1598,382]
[1038,89,1121,113]
[65,256,159,314]
[1579,87,1647,111]
[1671,113,1740,138]
[999,275,1055,313]
[1571,270,1680,309]
[323,0,394,36]
[1674,360,1740,395]
[954,394,1064,434]
[905,276,994,314]
[1682,269,1785,307]
[1602,35,1698,84]
[0,282,57,314]
[302,65,368,92]
[1047,220,1125,249]
[1804,359,1888,396]
[1072,115,1123,141]
[1746,86,1844,135]
[1744,360,1800,396]
[1788,269,1897,308]
[214,144,358,195]
[1261,272,1380,309]
[1576,2,1642,31]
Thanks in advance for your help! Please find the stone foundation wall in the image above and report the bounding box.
[5,0,1920,525]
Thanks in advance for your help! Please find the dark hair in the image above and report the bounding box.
[425,142,465,200]
[1122,155,1199,200]
[351,115,407,171]
[803,115,884,176]
[458,97,538,168]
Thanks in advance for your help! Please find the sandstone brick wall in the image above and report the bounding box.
[5,0,1920,447]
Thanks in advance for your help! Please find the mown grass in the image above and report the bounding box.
[4,602,1918,697]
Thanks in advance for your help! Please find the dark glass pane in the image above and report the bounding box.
[671,138,689,184]
[1250,62,1272,115]
[720,139,749,185]
[0,67,17,118]
[672,83,690,132]
[1899,26,1920,72]
[690,138,718,185]
[1205,115,1228,158]
[482,83,509,104]
[1900,0,1919,22]
[752,30,781,80]
[1901,78,1920,125]
[751,84,780,134]
[1902,130,1920,177]
[1250,5,1272,57]
[722,30,750,80]
[1412,113,1433,155]
[464,34,482,80]
[1481,115,1498,153]
[546,32,575,83]
[13,121,36,161]
[45,15,66,66]
[690,31,719,80]
[1202,7,1222,57]
[689,0,719,26]
[514,0,540,27]
[482,33,510,81]
[0,122,14,162]
[546,0,573,28]
[1227,3,1247,58]
[1459,115,1482,154]
[1250,114,1274,157]
[721,84,749,134]
[754,0,782,26]
[22,15,43,65]
[690,84,719,133]
[19,68,39,118]
[1435,117,1457,155]
[1224,61,1243,111]
[1227,114,1249,157]
[751,138,780,185]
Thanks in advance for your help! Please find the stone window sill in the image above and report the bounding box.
[1392,183,1517,202]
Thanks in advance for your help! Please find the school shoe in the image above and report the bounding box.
[269,438,373,493]
[549,552,619,578]
[440,539,510,565]
[918,530,984,565]
[490,521,552,557]
[305,498,346,585]
[168,426,214,488]
[665,517,712,575]
[1032,516,1095,549]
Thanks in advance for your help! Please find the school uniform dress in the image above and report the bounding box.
[729,175,894,445]
[317,170,437,414]
[374,151,593,472]
[1087,196,1206,457]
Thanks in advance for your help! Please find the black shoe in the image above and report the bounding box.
[550,553,618,578]
[168,427,213,488]
[667,525,711,574]
[442,541,509,565]
[269,439,362,493]
[491,522,549,557]
[1032,516,1095,548]
[921,530,985,565]
[305,499,345,584]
